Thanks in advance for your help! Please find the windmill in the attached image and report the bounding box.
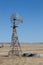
[8,13,23,56]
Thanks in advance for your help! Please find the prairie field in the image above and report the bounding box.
[0,43,43,65]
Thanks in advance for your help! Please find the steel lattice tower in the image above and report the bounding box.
[8,13,23,56]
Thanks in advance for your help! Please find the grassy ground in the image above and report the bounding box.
[0,43,43,65]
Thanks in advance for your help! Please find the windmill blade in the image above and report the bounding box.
[10,13,23,24]
[17,18,23,23]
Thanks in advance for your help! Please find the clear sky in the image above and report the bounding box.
[0,0,43,43]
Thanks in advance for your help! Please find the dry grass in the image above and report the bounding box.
[0,43,43,65]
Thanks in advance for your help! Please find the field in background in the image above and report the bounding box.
[0,43,43,65]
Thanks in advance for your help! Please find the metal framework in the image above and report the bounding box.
[8,13,23,56]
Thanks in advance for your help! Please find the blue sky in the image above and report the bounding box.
[0,0,43,43]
